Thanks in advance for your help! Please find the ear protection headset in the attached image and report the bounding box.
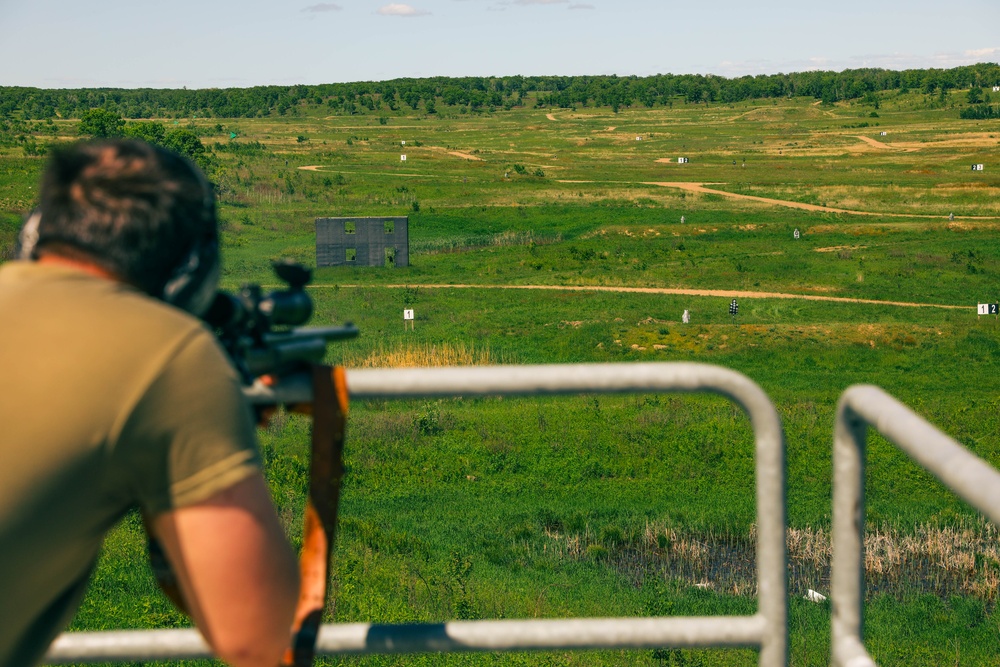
[17,152,221,317]
[159,165,221,317]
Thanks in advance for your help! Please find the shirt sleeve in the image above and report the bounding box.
[114,327,261,515]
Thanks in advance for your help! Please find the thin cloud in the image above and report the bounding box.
[377,3,431,16]
[513,0,567,4]
[965,47,1000,59]
[568,2,594,8]
[301,3,342,12]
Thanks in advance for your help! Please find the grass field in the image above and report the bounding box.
[3,88,1000,665]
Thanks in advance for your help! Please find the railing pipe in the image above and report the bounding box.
[47,616,767,663]
[832,384,1000,667]
[50,362,787,666]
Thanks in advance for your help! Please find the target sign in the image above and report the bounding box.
[978,303,998,315]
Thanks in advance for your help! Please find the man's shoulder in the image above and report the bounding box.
[0,261,226,391]
[1,261,208,342]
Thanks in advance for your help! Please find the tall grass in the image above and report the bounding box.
[342,341,503,367]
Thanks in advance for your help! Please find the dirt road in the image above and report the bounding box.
[322,282,968,310]
[645,182,956,219]
[647,181,866,214]
[853,135,919,152]
[443,150,483,161]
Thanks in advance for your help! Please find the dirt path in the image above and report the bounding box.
[321,283,968,310]
[647,181,867,214]
[445,150,483,161]
[546,113,558,121]
[299,165,323,171]
[853,135,919,152]
[645,181,960,219]
[854,135,896,150]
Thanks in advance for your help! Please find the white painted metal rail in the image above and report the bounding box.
[831,384,1000,667]
[46,362,788,665]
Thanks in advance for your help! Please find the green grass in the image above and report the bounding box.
[4,90,1000,665]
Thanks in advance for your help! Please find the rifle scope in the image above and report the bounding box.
[204,260,313,332]
[204,261,358,383]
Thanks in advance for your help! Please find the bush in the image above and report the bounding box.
[960,105,998,119]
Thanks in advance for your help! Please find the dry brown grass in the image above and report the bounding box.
[535,518,1000,600]
[344,341,499,368]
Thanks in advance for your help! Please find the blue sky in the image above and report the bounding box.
[1,0,998,88]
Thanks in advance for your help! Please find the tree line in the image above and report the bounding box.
[2,64,1000,120]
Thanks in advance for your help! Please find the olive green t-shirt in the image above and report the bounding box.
[0,262,260,667]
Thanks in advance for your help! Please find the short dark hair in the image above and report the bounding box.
[35,139,217,297]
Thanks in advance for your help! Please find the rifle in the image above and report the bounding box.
[204,260,358,392]
[151,260,357,667]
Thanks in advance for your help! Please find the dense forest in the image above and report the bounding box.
[2,63,1000,120]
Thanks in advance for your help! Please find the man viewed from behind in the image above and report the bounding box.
[0,139,299,667]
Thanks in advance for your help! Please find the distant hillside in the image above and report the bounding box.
[2,63,1000,120]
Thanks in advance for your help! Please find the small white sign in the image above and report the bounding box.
[677,157,688,164]
[401,154,407,161]
[404,309,414,320]
[979,304,998,315]
[793,228,800,239]
[401,140,406,145]
[879,131,887,136]
[972,163,984,171]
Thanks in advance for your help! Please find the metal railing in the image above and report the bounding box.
[47,362,788,666]
[831,384,1000,667]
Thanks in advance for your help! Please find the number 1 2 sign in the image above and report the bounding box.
[978,303,999,315]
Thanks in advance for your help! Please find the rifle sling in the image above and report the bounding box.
[284,364,349,667]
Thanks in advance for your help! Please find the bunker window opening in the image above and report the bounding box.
[384,220,394,234]
[345,221,356,234]
[346,248,357,262]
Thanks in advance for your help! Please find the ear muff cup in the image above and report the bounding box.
[161,237,220,316]
[160,164,221,316]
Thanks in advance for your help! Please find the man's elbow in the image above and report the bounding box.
[213,637,288,667]
[210,561,299,667]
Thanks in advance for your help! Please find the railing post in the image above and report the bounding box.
[831,392,874,667]
[831,384,1000,667]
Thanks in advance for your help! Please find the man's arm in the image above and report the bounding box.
[150,472,299,667]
